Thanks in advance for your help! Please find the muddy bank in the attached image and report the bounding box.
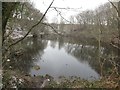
[3,70,119,88]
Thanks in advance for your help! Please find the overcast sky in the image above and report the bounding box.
[31,0,108,23]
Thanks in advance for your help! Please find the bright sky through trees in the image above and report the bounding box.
[31,0,108,23]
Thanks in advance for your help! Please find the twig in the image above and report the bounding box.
[7,0,55,49]
[108,0,119,17]
[41,23,65,36]
[53,7,73,24]
[51,6,81,11]
[110,43,120,50]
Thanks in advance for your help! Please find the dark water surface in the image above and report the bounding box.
[30,40,99,80]
[8,37,118,81]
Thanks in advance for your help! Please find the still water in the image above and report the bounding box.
[30,40,99,80]
[9,37,118,81]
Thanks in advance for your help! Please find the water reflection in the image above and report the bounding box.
[7,37,119,80]
[5,38,47,74]
[30,41,100,80]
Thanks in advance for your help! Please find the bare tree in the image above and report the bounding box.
[6,0,55,49]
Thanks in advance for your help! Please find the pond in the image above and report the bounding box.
[30,40,99,80]
[7,37,118,81]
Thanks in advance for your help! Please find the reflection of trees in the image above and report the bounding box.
[52,36,119,76]
[50,40,57,48]
[58,37,64,50]
[50,36,64,49]
[62,37,119,75]
[5,38,48,74]
[5,37,119,76]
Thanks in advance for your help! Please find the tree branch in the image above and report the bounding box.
[110,43,120,50]
[7,0,55,49]
[51,6,81,11]
[53,7,73,24]
[108,0,119,17]
[41,23,64,36]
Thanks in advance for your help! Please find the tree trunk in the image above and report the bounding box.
[2,2,18,45]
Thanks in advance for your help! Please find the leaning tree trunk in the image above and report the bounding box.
[117,1,120,52]
[2,2,19,46]
[118,1,120,75]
